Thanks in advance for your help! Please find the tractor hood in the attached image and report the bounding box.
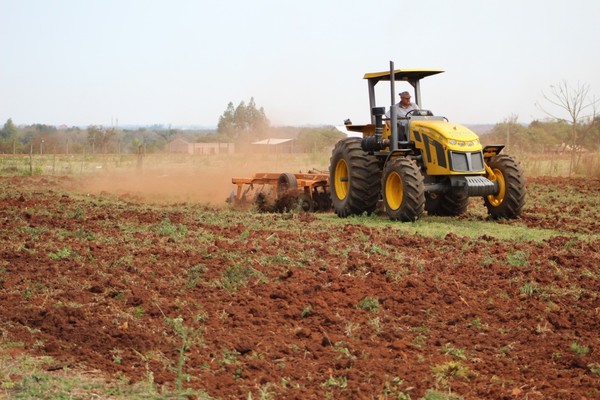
[410,119,482,152]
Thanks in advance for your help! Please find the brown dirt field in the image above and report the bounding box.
[0,175,599,399]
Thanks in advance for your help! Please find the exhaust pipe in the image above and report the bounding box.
[362,107,388,152]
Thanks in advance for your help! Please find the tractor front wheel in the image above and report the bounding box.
[382,157,425,221]
[329,138,381,217]
[484,154,526,219]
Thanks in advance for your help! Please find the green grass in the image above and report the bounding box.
[317,212,582,242]
[357,297,381,313]
[156,218,188,238]
[440,343,467,361]
[218,264,262,291]
[520,281,540,296]
[570,341,590,357]
[431,361,471,388]
[422,389,465,400]
[507,250,529,267]
[0,351,218,399]
[48,247,74,260]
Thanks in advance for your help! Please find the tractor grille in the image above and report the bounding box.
[449,151,485,172]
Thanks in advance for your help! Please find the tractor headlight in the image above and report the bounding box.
[467,141,474,147]
[449,139,457,145]
[458,141,466,147]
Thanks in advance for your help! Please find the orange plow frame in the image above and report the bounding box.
[230,171,331,212]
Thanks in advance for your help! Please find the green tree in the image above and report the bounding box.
[217,102,236,139]
[156,125,178,146]
[217,97,269,142]
[1,119,18,139]
[1,118,19,153]
[527,120,570,151]
[87,125,102,153]
[296,127,346,153]
[87,125,117,153]
[526,121,562,151]
[482,115,527,151]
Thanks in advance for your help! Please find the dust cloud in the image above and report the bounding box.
[73,153,330,206]
[76,172,234,205]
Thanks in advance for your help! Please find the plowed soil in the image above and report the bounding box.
[1,175,599,399]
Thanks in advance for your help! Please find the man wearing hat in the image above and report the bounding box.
[386,91,419,140]
[387,91,419,118]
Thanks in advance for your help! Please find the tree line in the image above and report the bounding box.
[0,119,201,155]
[482,115,600,153]
[0,119,345,156]
[0,97,346,155]
[1,87,598,158]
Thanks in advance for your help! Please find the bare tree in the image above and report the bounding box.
[537,81,598,176]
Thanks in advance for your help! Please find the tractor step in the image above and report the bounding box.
[450,176,498,196]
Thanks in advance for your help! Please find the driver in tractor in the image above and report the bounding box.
[386,91,419,140]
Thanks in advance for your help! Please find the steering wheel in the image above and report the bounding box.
[404,109,418,118]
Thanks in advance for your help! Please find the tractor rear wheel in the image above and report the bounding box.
[329,138,381,217]
[382,157,425,221]
[426,191,469,216]
[484,154,526,219]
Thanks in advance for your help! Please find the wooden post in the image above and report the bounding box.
[136,144,144,172]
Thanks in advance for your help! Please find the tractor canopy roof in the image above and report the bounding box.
[363,69,444,83]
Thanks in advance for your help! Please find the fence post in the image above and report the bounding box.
[136,144,144,172]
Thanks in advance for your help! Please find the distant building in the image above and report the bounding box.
[167,138,234,155]
[167,138,190,153]
[251,138,295,154]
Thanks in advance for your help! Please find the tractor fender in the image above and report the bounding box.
[384,149,413,165]
[483,145,505,160]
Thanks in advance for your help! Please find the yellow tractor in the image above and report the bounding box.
[330,62,526,221]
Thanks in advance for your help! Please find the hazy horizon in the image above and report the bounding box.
[2,1,598,128]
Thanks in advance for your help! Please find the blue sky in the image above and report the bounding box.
[1,0,598,128]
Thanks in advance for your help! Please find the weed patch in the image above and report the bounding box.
[357,297,381,313]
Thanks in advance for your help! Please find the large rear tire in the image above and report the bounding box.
[329,138,381,217]
[382,157,425,221]
[426,191,469,216]
[484,154,526,219]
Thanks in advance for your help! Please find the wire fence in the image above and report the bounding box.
[0,151,333,178]
[0,151,598,178]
